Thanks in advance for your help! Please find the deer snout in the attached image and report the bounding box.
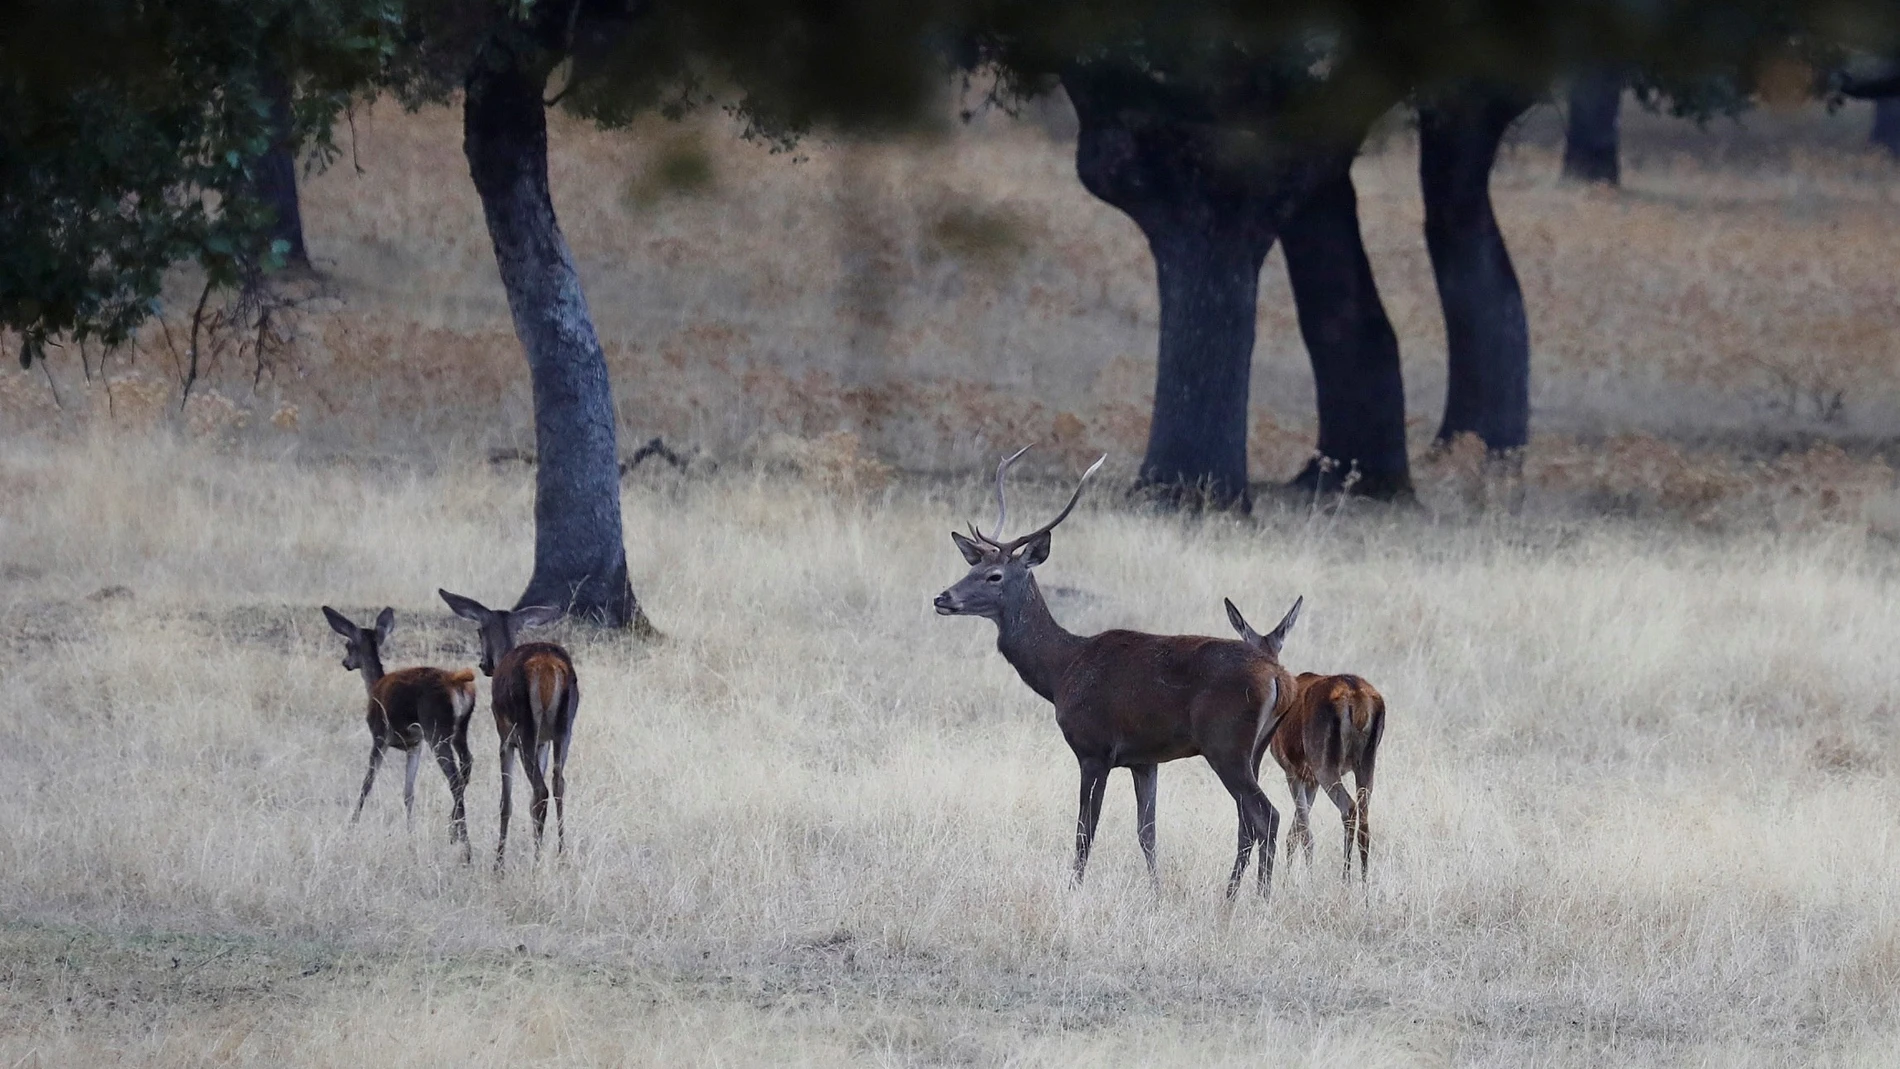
[933,591,959,615]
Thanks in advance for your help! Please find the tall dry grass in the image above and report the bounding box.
[4,430,1900,1065]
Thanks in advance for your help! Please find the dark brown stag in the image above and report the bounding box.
[934,449,1296,899]
[1225,597,1386,881]
[438,591,579,867]
[321,606,477,860]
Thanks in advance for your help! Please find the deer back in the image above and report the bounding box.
[368,667,478,745]
[1058,631,1294,765]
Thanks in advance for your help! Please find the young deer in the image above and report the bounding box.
[321,606,477,859]
[935,448,1296,899]
[437,591,578,867]
[1224,597,1386,881]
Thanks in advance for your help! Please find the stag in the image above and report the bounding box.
[438,591,578,867]
[934,449,1295,899]
[321,606,477,860]
[1225,597,1386,881]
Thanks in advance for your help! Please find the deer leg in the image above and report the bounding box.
[402,748,422,830]
[517,727,551,861]
[1211,759,1281,901]
[352,740,386,823]
[432,739,468,858]
[1354,743,1377,882]
[1130,763,1159,886]
[496,738,516,870]
[1072,759,1110,886]
[550,730,572,856]
[1286,776,1316,864]
[1324,779,1358,881]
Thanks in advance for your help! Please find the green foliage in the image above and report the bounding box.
[0,0,399,360]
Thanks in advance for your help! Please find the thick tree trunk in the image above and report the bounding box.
[1140,219,1270,506]
[1873,97,1900,158]
[255,67,309,269]
[464,55,649,630]
[1280,169,1412,500]
[1420,88,1535,455]
[1562,71,1622,185]
[1064,67,1325,510]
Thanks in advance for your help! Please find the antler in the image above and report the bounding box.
[976,451,1107,555]
[973,444,1033,546]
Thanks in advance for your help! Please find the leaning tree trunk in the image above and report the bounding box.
[1873,97,1900,158]
[1562,70,1622,185]
[255,66,310,269]
[1281,167,1412,500]
[464,53,649,630]
[1064,68,1327,510]
[1420,87,1535,455]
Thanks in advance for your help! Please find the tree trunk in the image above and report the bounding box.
[1138,218,1271,507]
[1873,97,1900,158]
[464,54,649,631]
[255,66,309,269]
[1064,67,1325,510]
[1562,71,1622,185]
[1280,168,1412,499]
[1420,87,1535,455]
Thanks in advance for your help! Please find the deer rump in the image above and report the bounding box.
[492,643,578,749]
[1273,672,1383,783]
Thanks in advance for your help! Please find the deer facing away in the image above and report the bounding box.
[321,606,477,860]
[934,449,1296,899]
[1225,597,1386,881]
[438,591,578,867]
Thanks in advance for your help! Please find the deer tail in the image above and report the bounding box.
[1254,677,1287,753]
[447,669,478,720]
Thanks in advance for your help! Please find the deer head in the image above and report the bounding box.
[1223,596,1303,658]
[322,606,395,675]
[438,590,563,676]
[935,447,1106,620]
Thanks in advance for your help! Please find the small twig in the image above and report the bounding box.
[38,353,63,410]
[180,279,213,411]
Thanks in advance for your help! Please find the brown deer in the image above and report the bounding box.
[1224,597,1386,881]
[321,606,477,860]
[437,591,578,867]
[934,448,1296,899]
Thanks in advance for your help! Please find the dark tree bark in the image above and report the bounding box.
[464,49,649,631]
[255,66,310,269]
[1562,71,1622,185]
[1281,168,1412,499]
[1063,67,1335,510]
[1873,97,1900,158]
[1420,86,1536,455]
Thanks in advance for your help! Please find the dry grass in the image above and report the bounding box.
[4,431,1900,1065]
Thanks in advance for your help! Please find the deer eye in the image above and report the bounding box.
[986,572,1004,583]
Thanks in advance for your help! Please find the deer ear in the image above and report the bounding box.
[1224,598,1261,645]
[439,589,487,622]
[321,606,357,638]
[512,604,563,629]
[1017,531,1052,568]
[951,531,986,565]
[1264,595,1303,657]
[374,607,396,644]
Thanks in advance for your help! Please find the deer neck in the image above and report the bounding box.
[995,579,1082,703]
[357,648,386,693]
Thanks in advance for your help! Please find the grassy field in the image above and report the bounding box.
[3,95,1900,1066]
[3,430,1900,1066]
